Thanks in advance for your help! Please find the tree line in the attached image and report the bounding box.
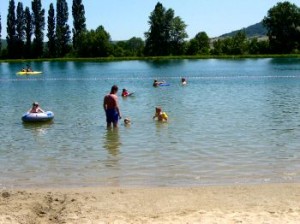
[0,1,299,59]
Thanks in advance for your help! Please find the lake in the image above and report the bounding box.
[1,58,300,188]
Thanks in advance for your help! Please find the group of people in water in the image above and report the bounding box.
[103,78,187,128]
[153,77,186,87]
[27,77,187,128]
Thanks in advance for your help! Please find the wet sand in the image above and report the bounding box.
[1,184,300,223]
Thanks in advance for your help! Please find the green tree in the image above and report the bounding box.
[112,37,145,57]
[230,30,247,54]
[112,41,126,57]
[145,2,187,56]
[263,1,300,53]
[163,8,174,54]
[248,38,270,54]
[211,39,225,55]
[221,38,233,54]
[24,6,32,58]
[6,0,17,58]
[170,16,188,55]
[187,32,210,55]
[56,0,71,57]
[126,37,144,56]
[186,38,198,55]
[32,0,45,58]
[196,32,210,54]
[144,2,166,56]
[47,3,56,57]
[72,0,86,51]
[16,2,25,57]
[256,39,270,54]
[211,31,247,55]
[77,26,111,57]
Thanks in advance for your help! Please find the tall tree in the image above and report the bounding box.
[230,30,247,54]
[211,39,224,55]
[16,2,25,57]
[32,0,45,58]
[77,26,111,57]
[196,32,209,54]
[6,0,17,58]
[187,32,210,55]
[144,2,167,56]
[170,16,188,55]
[210,31,247,55]
[56,0,71,57]
[24,6,32,58]
[72,0,86,51]
[47,3,56,57]
[263,2,300,53]
[145,2,187,56]
[126,37,145,56]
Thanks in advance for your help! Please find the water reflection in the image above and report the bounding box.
[103,128,121,156]
[102,128,122,186]
[269,58,300,66]
[146,59,185,68]
[72,61,87,71]
[22,122,53,136]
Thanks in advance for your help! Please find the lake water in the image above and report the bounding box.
[1,58,300,188]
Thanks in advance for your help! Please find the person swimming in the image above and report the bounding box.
[153,79,165,87]
[121,88,134,97]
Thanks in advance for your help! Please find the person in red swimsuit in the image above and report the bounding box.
[103,85,122,128]
[122,89,129,97]
[122,88,134,97]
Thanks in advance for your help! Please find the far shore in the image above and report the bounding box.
[1,54,300,63]
[1,183,300,223]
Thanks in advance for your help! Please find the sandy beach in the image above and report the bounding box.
[0,184,300,223]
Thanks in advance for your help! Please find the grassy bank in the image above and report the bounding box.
[1,54,300,63]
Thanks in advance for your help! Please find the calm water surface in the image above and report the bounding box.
[1,58,300,188]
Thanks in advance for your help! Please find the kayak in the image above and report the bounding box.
[22,111,54,122]
[16,71,42,75]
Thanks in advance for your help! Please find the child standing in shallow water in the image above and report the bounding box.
[153,107,168,121]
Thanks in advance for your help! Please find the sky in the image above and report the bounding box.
[0,0,299,40]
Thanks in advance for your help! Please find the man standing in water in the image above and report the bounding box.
[103,85,122,128]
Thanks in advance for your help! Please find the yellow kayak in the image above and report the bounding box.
[16,71,42,75]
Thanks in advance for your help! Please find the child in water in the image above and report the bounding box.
[153,107,168,121]
[29,102,45,113]
[122,88,133,97]
[124,117,131,126]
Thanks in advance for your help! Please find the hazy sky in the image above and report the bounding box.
[0,0,299,40]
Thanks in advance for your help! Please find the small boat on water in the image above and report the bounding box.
[22,111,54,122]
[16,71,42,75]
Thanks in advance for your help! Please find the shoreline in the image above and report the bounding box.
[1,54,300,63]
[1,183,300,223]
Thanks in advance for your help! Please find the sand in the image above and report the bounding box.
[1,184,300,224]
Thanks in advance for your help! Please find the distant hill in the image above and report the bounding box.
[219,21,267,38]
